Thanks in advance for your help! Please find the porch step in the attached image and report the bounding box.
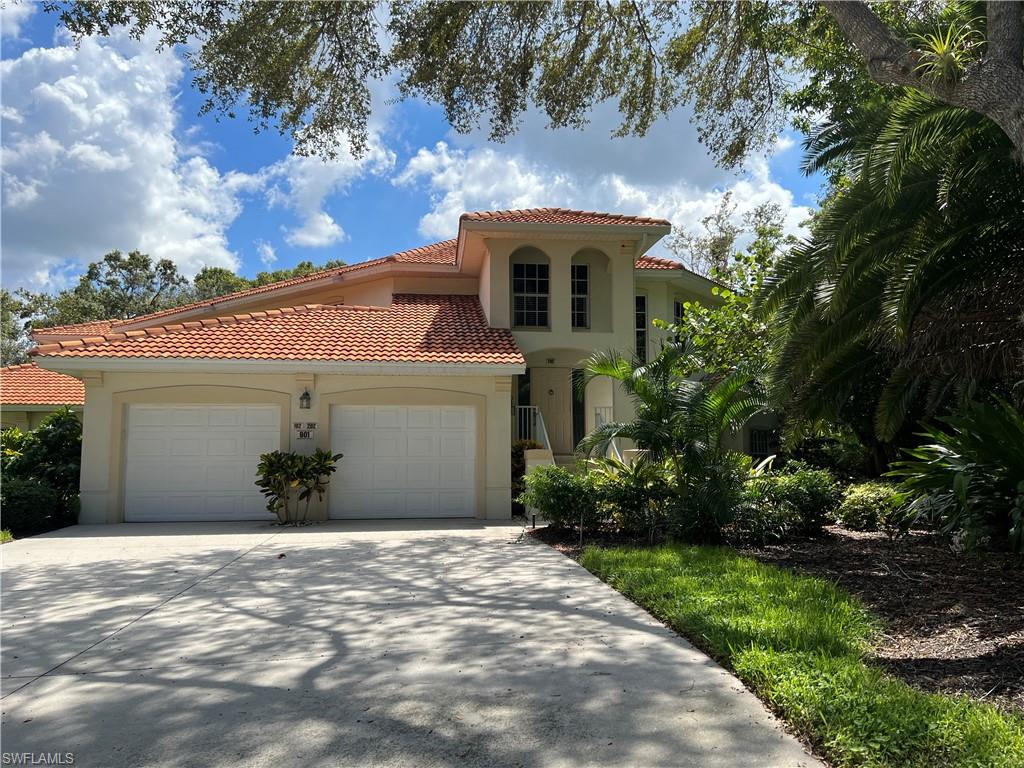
[554,454,580,469]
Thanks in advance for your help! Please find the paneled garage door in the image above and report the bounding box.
[124,404,281,522]
[330,405,476,518]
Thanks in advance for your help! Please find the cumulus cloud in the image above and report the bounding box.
[395,140,811,248]
[259,138,396,248]
[1,32,250,288]
[1,0,35,39]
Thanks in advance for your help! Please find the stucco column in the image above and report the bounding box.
[549,243,572,336]
[77,372,113,524]
[485,376,513,518]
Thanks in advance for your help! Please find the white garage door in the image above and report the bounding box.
[330,405,476,518]
[124,405,281,522]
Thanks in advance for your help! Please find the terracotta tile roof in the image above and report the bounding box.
[30,240,459,337]
[462,207,671,227]
[32,295,524,367]
[635,254,686,270]
[31,320,116,338]
[0,363,85,406]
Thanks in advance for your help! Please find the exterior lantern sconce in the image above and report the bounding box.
[299,389,312,410]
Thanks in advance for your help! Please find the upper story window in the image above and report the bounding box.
[512,262,550,327]
[673,299,685,325]
[571,264,589,329]
[635,294,648,364]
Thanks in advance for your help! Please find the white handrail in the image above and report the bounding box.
[513,405,551,451]
[593,406,621,461]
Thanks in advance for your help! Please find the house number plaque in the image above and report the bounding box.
[293,422,318,440]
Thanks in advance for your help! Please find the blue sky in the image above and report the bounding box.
[1,2,822,291]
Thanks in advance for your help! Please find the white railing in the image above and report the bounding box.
[513,405,551,450]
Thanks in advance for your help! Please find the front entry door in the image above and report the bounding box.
[532,367,573,454]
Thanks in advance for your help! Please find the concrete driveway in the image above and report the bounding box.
[1,522,821,768]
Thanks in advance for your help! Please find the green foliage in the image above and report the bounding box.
[888,399,1024,552]
[1,289,33,366]
[591,457,671,541]
[729,492,803,545]
[4,408,83,500]
[0,529,13,543]
[910,15,984,84]
[0,476,68,535]
[836,481,904,533]
[518,464,600,533]
[582,545,1024,768]
[49,2,1014,169]
[740,463,842,537]
[763,87,1023,445]
[511,439,542,504]
[193,266,252,300]
[577,340,765,541]
[255,449,343,525]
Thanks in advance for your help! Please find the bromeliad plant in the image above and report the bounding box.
[255,448,343,525]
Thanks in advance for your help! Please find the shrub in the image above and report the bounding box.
[888,398,1024,552]
[0,476,67,535]
[5,408,82,499]
[255,449,343,524]
[770,464,843,533]
[518,464,600,532]
[729,481,803,544]
[511,439,542,506]
[591,458,671,540]
[837,481,903,532]
[667,451,750,542]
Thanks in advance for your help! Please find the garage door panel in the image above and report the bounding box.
[124,404,280,522]
[329,404,475,519]
[406,433,437,457]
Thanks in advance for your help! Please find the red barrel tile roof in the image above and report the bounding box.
[32,295,524,366]
[0,363,85,405]
[635,255,685,270]
[462,207,671,227]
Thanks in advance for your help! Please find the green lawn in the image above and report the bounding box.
[581,544,1024,768]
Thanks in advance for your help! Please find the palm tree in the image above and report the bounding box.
[577,340,766,540]
[761,89,1024,450]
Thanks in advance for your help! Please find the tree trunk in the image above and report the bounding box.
[821,0,1024,158]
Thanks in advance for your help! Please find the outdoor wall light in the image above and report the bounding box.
[299,389,312,410]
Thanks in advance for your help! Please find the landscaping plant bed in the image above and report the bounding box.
[739,525,1024,715]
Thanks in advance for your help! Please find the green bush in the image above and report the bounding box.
[591,458,671,540]
[0,476,67,535]
[518,464,600,531]
[511,439,542,505]
[729,485,803,545]
[837,481,904,532]
[255,448,343,524]
[770,464,842,533]
[5,408,82,499]
[666,450,750,542]
[888,398,1024,552]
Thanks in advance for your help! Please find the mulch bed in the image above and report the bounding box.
[531,525,1024,714]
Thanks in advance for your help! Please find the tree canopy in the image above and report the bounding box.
[45,1,1024,165]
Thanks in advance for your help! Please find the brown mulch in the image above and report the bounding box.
[530,525,1024,714]
[740,526,1024,715]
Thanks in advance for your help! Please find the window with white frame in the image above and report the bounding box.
[673,299,685,325]
[512,262,550,327]
[635,294,648,363]
[571,263,589,329]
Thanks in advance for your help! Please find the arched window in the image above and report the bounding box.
[510,246,550,328]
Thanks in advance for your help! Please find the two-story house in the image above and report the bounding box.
[31,208,761,525]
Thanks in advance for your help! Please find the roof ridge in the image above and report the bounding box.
[32,304,327,356]
[460,207,671,226]
[31,238,461,335]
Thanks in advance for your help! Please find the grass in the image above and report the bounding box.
[0,529,12,543]
[580,544,1024,768]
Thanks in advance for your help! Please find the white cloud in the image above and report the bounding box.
[256,240,277,267]
[259,137,395,248]
[1,0,35,39]
[395,140,811,248]
[1,32,248,288]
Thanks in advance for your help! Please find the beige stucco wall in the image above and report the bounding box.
[0,407,68,431]
[74,369,513,524]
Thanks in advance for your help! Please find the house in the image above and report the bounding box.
[31,208,761,524]
[0,363,85,431]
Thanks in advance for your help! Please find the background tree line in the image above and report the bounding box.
[1,251,345,366]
